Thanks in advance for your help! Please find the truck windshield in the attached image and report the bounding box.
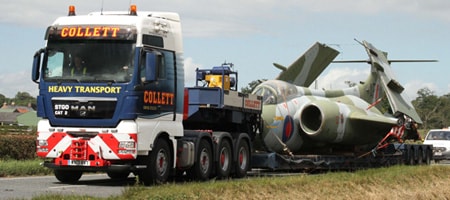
[44,40,135,83]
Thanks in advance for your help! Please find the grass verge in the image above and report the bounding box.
[0,159,52,177]
[30,165,450,200]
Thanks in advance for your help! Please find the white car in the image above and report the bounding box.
[423,129,450,163]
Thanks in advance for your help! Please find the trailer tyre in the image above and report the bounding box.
[54,170,82,183]
[234,139,250,178]
[407,147,415,165]
[188,139,212,181]
[139,139,172,185]
[216,139,232,179]
[417,148,423,165]
[425,148,432,165]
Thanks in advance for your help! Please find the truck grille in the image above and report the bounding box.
[52,98,116,119]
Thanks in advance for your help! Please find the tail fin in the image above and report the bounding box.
[275,42,339,87]
[360,41,422,124]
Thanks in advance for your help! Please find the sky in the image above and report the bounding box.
[0,0,449,101]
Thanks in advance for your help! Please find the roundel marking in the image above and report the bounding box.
[282,115,294,142]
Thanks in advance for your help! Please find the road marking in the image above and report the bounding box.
[48,185,87,189]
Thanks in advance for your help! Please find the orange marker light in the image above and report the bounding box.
[130,5,137,15]
[68,5,76,16]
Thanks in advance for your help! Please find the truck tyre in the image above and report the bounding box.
[139,138,172,185]
[107,171,130,180]
[54,170,82,183]
[188,139,212,181]
[234,139,250,178]
[216,139,232,179]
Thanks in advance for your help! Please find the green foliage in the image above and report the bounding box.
[0,91,37,108]
[0,125,35,135]
[0,134,36,160]
[0,94,6,106]
[412,87,450,129]
[14,92,37,108]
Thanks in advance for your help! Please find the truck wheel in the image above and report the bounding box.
[234,139,250,178]
[54,170,82,183]
[188,139,212,181]
[107,171,130,180]
[139,139,172,185]
[216,139,232,179]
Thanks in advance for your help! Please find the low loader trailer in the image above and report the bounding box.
[33,5,431,185]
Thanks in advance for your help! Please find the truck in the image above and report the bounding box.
[32,5,432,185]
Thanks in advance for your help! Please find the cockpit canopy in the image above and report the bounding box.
[252,80,299,105]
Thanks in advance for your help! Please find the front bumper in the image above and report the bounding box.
[433,151,450,161]
[42,161,146,172]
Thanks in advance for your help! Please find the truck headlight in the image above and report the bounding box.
[37,139,48,146]
[119,141,135,149]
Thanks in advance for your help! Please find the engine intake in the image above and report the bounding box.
[299,100,342,143]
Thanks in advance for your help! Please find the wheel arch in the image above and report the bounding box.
[152,131,176,169]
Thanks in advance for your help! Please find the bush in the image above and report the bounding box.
[0,134,36,160]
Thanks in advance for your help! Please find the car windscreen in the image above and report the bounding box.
[426,131,450,140]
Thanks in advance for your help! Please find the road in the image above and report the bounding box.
[0,174,135,199]
[0,170,303,199]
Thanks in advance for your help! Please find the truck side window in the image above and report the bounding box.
[158,53,166,79]
[45,51,64,78]
[140,50,175,82]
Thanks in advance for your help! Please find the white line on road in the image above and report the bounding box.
[48,185,87,189]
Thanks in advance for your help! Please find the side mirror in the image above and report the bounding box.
[32,48,45,83]
[144,51,161,82]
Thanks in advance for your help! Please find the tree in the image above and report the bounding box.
[412,87,442,129]
[0,94,6,106]
[12,92,37,108]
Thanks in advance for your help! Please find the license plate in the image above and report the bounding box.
[68,160,90,166]
[435,152,442,156]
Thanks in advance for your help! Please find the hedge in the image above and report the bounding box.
[0,134,36,160]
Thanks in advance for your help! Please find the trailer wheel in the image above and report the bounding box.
[54,170,82,183]
[107,171,130,180]
[139,138,172,185]
[417,148,423,165]
[216,139,232,179]
[424,148,432,165]
[188,139,212,181]
[407,147,415,165]
[234,139,250,178]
